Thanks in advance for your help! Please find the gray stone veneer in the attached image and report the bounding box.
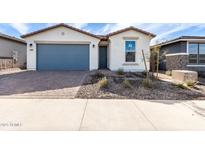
[166,54,205,75]
[166,55,188,70]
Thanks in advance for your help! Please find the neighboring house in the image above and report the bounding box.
[21,23,155,72]
[0,32,26,69]
[150,36,205,73]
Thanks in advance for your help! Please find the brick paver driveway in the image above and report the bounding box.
[0,71,88,98]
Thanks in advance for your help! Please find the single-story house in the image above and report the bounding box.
[0,32,26,69]
[150,36,205,73]
[21,23,155,72]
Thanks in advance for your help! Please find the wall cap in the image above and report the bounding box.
[166,53,188,56]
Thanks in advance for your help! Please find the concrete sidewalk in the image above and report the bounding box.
[0,99,205,131]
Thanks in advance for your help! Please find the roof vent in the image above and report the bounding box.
[61,32,65,35]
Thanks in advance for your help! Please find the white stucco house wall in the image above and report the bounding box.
[108,29,154,72]
[21,23,155,72]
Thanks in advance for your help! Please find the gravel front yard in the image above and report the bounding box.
[76,70,205,100]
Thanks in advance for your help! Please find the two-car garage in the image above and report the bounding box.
[23,24,100,71]
[37,44,89,71]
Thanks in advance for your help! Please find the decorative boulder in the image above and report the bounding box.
[172,70,198,83]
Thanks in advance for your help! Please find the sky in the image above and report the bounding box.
[1,23,205,45]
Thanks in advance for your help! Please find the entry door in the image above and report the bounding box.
[99,46,107,69]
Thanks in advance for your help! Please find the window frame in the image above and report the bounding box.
[188,43,198,64]
[124,40,136,63]
[199,43,205,64]
[188,42,205,65]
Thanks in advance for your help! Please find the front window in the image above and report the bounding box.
[189,43,198,64]
[125,41,136,62]
[188,43,205,64]
[199,44,205,64]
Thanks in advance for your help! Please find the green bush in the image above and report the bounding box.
[99,77,108,88]
[186,81,196,87]
[176,83,188,89]
[116,68,124,75]
[94,71,105,79]
[142,78,153,88]
[122,79,132,88]
[165,71,172,76]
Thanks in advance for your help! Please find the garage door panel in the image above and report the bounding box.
[37,44,89,70]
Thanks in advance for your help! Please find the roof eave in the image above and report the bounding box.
[106,27,156,38]
[21,23,101,39]
[0,34,26,44]
[151,38,205,49]
[21,24,156,40]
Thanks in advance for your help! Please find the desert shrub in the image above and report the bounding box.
[186,81,196,87]
[165,71,172,76]
[122,79,132,88]
[116,68,124,75]
[142,78,153,88]
[99,77,108,88]
[176,83,188,89]
[94,71,105,79]
[113,77,124,84]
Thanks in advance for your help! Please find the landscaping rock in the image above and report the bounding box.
[76,71,205,100]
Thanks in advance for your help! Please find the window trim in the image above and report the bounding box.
[124,40,136,63]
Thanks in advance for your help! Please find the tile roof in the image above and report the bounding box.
[21,23,101,39]
[106,26,156,37]
[21,23,156,39]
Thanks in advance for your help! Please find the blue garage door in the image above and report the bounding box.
[37,44,89,70]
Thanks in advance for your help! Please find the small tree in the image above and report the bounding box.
[150,49,156,77]
[141,50,149,79]
[150,46,160,79]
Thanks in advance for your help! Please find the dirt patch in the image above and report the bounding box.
[76,70,205,100]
